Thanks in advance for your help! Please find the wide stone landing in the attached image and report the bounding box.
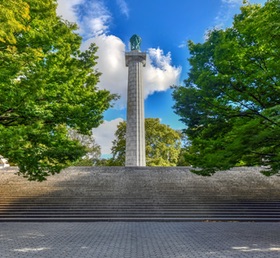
[0,166,279,222]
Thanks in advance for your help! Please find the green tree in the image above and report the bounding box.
[176,132,191,166]
[0,0,115,181]
[173,0,280,176]
[95,158,111,166]
[68,129,101,166]
[110,118,182,166]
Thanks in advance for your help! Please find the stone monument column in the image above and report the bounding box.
[125,35,146,166]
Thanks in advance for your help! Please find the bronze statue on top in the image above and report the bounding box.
[130,34,142,51]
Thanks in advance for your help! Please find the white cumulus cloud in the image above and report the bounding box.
[56,0,83,23]
[144,48,181,96]
[76,1,111,38]
[57,0,111,38]
[92,118,124,155]
[81,35,128,108]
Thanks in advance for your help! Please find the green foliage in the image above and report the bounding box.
[94,158,111,166]
[109,118,182,166]
[68,129,101,165]
[73,158,94,166]
[173,0,280,176]
[110,121,126,166]
[0,0,115,181]
[177,148,191,166]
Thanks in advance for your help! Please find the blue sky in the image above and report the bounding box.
[56,0,267,156]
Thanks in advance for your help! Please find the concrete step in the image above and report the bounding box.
[1,217,279,222]
[0,202,278,207]
[1,166,280,222]
[0,202,279,207]
[1,212,279,217]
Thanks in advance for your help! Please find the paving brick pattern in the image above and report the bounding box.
[0,222,279,258]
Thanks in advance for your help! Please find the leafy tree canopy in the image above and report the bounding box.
[0,0,116,181]
[173,0,280,176]
[109,118,182,166]
[68,129,101,166]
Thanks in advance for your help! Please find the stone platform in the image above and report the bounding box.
[0,166,279,221]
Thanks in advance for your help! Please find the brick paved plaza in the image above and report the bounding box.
[0,222,280,258]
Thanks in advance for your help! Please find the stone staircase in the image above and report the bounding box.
[0,166,279,222]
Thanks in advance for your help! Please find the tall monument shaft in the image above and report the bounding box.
[125,50,146,166]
